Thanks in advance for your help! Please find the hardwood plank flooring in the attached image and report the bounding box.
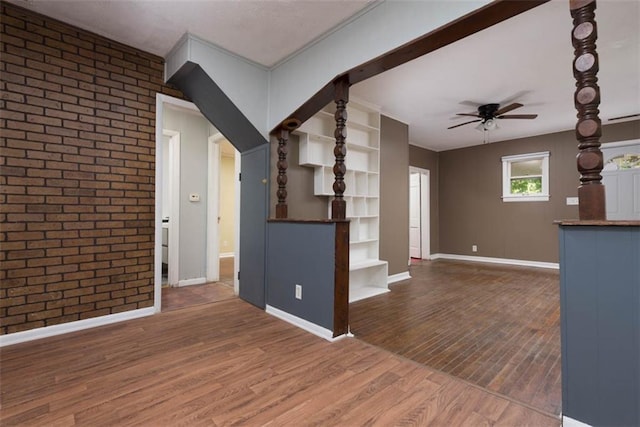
[350,259,561,416]
[161,257,236,312]
[1,298,558,426]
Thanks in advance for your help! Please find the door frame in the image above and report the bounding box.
[206,133,222,282]
[409,166,430,260]
[164,129,180,287]
[155,94,208,311]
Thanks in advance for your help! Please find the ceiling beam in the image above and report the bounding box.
[272,0,549,134]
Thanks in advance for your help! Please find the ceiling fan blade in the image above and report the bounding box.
[498,114,538,119]
[456,113,481,118]
[447,119,481,129]
[494,102,523,116]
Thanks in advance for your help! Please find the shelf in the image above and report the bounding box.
[297,99,387,298]
[350,259,387,270]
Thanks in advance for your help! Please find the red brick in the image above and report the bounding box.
[27,308,63,321]
[8,302,45,315]
[1,1,181,334]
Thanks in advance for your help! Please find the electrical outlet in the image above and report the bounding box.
[472,245,478,252]
[295,284,302,300]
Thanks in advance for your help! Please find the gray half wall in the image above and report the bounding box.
[266,221,336,330]
[559,224,640,426]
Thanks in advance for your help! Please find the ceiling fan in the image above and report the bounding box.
[448,103,538,130]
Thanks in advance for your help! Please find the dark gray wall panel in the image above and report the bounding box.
[239,145,269,308]
[267,222,335,330]
[559,225,640,426]
[167,61,268,153]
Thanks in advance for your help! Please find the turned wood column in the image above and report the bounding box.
[570,0,606,220]
[332,78,349,220]
[275,129,289,219]
[274,118,301,219]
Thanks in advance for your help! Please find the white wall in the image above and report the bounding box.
[268,1,489,130]
[163,106,212,281]
[166,34,269,137]
[164,2,490,135]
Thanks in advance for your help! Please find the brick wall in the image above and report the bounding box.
[0,2,185,334]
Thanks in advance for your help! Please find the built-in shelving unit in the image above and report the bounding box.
[297,100,388,302]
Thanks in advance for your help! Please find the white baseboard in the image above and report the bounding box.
[430,253,559,270]
[0,307,155,347]
[265,305,345,342]
[219,252,234,258]
[388,271,411,284]
[562,415,592,427]
[178,277,207,287]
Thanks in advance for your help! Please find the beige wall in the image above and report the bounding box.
[269,133,328,220]
[409,145,440,255]
[437,120,640,263]
[380,116,410,275]
[219,145,236,255]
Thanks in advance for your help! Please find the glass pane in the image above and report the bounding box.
[511,159,542,177]
[604,154,640,170]
[511,177,542,194]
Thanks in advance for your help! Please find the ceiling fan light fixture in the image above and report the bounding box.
[483,118,498,130]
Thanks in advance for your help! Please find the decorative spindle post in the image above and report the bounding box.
[275,128,289,219]
[332,78,349,220]
[570,0,606,220]
[274,119,300,219]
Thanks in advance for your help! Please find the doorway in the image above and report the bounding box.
[601,139,640,220]
[409,167,430,260]
[154,94,241,312]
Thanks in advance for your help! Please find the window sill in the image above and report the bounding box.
[502,195,549,202]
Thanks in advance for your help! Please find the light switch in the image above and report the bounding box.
[189,193,200,202]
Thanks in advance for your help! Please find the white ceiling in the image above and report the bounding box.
[8,0,374,67]
[351,0,640,151]
[11,0,639,152]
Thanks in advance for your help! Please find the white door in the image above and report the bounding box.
[409,172,421,258]
[602,140,640,220]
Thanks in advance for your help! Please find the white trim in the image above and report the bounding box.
[219,252,235,258]
[234,149,241,294]
[410,166,430,260]
[165,130,180,287]
[388,271,411,284]
[265,305,346,342]
[178,277,207,287]
[155,94,201,313]
[0,307,155,347]
[502,151,550,202]
[601,138,640,149]
[430,253,559,270]
[154,95,164,312]
[503,194,550,202]
[562,415,592,427]
[206,134,222,282]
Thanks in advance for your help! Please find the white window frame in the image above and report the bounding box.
[501,151,550,202]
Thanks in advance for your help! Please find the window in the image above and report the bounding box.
[502,151,549,202]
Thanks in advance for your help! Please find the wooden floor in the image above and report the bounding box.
[350,259,561,416]
[162,257,235,312]
[0,298,559,426]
